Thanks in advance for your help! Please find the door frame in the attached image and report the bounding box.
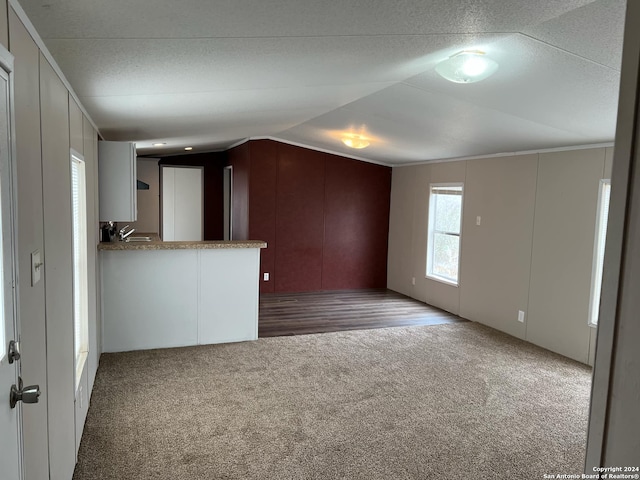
[586,0,640,467]
[0,41,24,479]
[223,165,233,241]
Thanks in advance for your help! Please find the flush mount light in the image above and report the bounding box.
[152,142,166,146]
[341,133,370,149]
[435,50,499,84]
[184,147,193,151]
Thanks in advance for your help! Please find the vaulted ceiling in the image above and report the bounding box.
[19,0,625,165]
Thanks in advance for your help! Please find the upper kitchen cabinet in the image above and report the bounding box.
[98,141,137,222]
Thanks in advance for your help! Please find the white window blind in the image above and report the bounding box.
[427,184,463,284]
[71,153,89,385]
[589,180,611,326]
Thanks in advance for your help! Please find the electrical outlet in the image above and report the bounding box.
[263,273,270,281]
[518,310,525,323]
[476,216,481,226]
[412,277,416,286]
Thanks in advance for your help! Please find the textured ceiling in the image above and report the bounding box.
[18,0,625,164]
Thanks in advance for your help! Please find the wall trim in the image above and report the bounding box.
[392,142,615,168]
[8,0,101,136]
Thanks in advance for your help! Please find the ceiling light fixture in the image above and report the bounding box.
[152,142,166,146]
[341,133,370,149]
[184,147,193,151]
[435,50,499,84]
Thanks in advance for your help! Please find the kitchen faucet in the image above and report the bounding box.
[119,224,136,241]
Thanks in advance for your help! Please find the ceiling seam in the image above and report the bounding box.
[38,32,521,41]
[398,81,610,140]
[518,33,621,72]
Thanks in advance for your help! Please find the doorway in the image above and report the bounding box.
[223,166,233,241]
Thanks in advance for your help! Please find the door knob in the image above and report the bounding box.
[9,377,40,409]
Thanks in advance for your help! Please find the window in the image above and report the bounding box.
[426,183,463,285]
[589,179,611,326]
[71,152,89,386]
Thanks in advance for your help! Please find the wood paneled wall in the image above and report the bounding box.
[229,140,391,293]
[226,143,250,240]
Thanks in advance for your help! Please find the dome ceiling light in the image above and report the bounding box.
[341,133,370,149]
[435,50,499,84]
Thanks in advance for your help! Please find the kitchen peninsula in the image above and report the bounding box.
[99,237,266,352]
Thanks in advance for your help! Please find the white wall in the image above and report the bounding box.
[459,154,537,340]
[129,157,160,234]
[388,147,613,364]
[9,8,49,479]
[9,2,102,478]
[40,51,76,480]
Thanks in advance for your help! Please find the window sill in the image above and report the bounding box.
[426,274,459,287]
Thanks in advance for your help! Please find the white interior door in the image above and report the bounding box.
[0,48,23,480]
[162,166,203,241]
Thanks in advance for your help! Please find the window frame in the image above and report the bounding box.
[71,149,89,389]
[426,182,464,286]
[588,179,611,327]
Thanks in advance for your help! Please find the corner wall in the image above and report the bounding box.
[130,158,160,235]
[388,147,613,364]
[229,139,391,293]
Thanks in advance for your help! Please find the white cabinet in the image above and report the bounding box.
[100,247,260,352]
[98,141,137,221]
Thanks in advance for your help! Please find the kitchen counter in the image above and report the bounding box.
[99,236,265,352]
[98,234,266,251]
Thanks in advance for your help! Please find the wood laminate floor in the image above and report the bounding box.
[258,289,466,337]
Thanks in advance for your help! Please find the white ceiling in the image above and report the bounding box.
[18,0,625,165]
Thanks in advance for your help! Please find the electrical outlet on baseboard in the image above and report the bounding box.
[518,310,525,323]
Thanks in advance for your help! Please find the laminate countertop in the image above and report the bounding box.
[98,234,266,251]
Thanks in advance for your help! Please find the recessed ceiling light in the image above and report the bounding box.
[341,133,370,149]
[435,50,499,84]
[152,142,166,146]
[184,147,193,151]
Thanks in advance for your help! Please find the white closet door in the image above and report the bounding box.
[162,167,203,241]
[162,167,175,240]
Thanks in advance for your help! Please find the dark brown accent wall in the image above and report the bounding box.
[228,139,391,294]
[275,145,326,292]
[322,156,391,290]
[158,152,227,240]
[226,143,250,240]
[247,141,277,290]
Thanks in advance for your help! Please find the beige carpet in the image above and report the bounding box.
[74,323,592,479]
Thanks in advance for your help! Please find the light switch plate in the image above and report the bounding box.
[518,310,525,323]
[31,250,42,286]
[476,216,481,226]
[263,272,270,281]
